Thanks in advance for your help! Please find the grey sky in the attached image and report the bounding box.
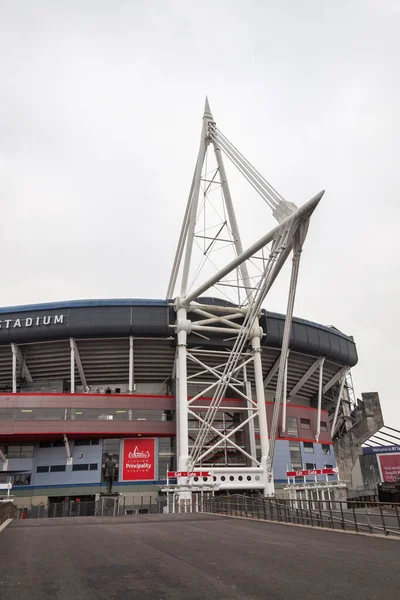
[1,1,399,425]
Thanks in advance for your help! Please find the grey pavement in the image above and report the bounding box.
[1,513,399,600]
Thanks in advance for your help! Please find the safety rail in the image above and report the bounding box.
[203,494,400,537]
[18,497,168,519]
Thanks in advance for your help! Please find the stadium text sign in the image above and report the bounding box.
[286,468,336,477]
[122,438,155,481]
[377,453,400,483]
[0,315,66,329]
[167,471,210,478]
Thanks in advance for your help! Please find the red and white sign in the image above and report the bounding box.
[286,468,336,477]
[167,471,210,478]
[377,453,400,483]
[121,438,155,481]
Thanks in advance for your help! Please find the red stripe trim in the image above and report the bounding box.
[0,393,329,414]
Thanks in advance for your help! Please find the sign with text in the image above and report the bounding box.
[286,468,336,477]
[377,453,400,483]
[364,445,400,455]
[168,471,210,478]
[122,438,155,481]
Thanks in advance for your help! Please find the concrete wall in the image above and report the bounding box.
[333,392,383,489]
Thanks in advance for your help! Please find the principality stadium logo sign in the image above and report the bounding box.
[0,314,66,329]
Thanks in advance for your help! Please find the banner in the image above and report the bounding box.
[121,438,155,481]
[377,453,400,483]
[286,468,336,477]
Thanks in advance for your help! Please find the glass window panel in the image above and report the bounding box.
[286,417,298,437]
[37,466,50,473]
[300,418,311,429]
[72,464,89,471]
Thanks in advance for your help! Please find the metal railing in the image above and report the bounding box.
[18,497,168,519]
[203,494,400,537]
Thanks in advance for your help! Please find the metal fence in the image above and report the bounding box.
[203,494,400,537]
[18,496,168,519]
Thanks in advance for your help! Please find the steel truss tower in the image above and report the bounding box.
[167,99,324,496]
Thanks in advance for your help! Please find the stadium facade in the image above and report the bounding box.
[0,99,366,508]
[0,298,357,507]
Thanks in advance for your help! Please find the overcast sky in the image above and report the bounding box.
[1,1,399,426]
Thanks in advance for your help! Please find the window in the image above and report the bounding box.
[286,417,299,438]
[75,439,99,446]
[320,421,328,432]
[53,440,65,448]
[89,463,98,471]
[300,418,311,429]
[7,444,34,458]
[39,440,64,448]
[37,466,50,473]
[50,465,66,472]
[322,444,331,455]
[72,464,89,471]
[305,463,316,469]
[303,442,314,453]
[289,441,302,469]
[325,464,333,468]
[11,473,31,485]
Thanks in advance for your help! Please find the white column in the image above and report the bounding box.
[315,358,325,442]
[251,324,274,496]
[69,338,75,394]
[176,307,190,471]
[331,373,347,436]
[129,336,134,393]
[11,344,17,393]
[281,351,289,433]
[243,364,257,461]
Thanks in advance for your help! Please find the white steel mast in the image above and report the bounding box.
[167,99,323,498]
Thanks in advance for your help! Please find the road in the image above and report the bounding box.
[1,513,399,600]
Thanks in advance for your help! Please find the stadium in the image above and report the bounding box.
[0,101,359,510]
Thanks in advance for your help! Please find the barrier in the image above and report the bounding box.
[203,494,400,537]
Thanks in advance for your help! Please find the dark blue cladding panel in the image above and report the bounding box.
[0,304,170,344]
[261,310,357,367]
[0,299,357,367]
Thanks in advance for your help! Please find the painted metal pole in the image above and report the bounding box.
[63,434,71,460]
[69,338,75,394]
[331,373,347,436]
[11,343,17,393]
[281,350,289,433]
[212,131,252,302]
[315,358,325,442]
[176,307,190,471]
[251,326,274,496]
[167,167,197,299]
[182,191,323,306]
[243,364,257,461]
[180,109,210,297]
[129,336,134,393]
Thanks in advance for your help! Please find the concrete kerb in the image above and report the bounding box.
[0,518,12,533]
[202,512,400,542]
